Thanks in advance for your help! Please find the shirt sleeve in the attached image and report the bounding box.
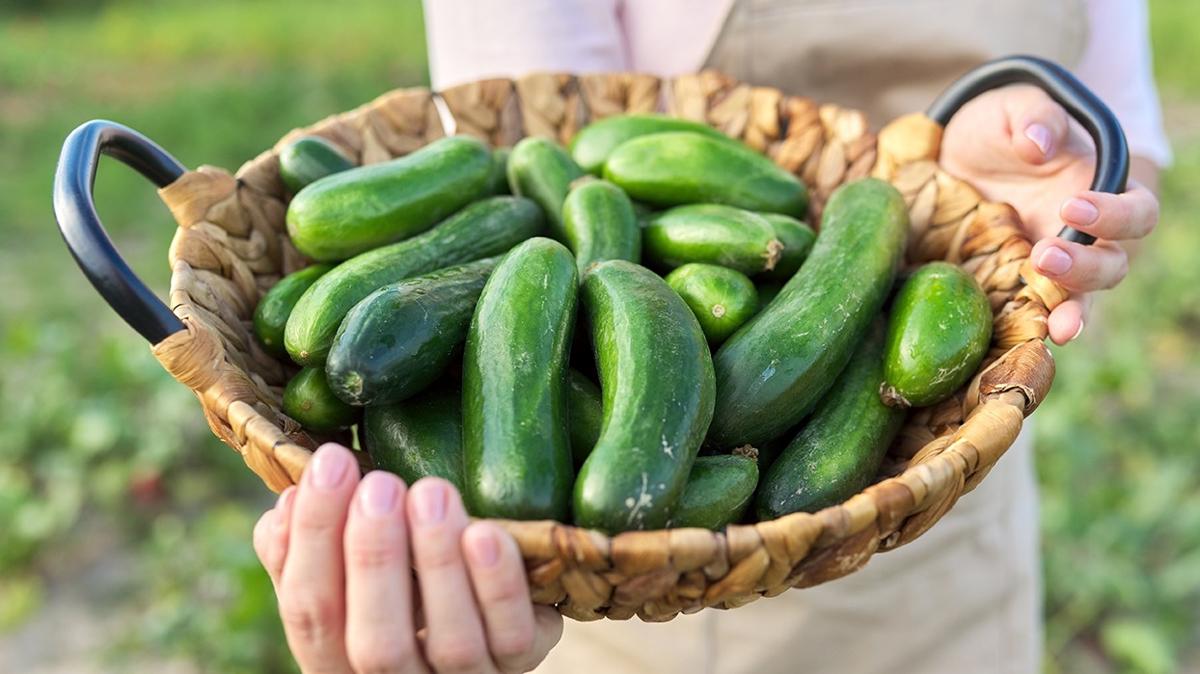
[1074,0,1172,167]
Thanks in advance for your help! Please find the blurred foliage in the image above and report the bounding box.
[0,0,1196,672]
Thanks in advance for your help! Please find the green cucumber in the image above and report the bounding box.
[285,196,544,366]
[253,264,332,358]
[603,131,808,216]
[325,258,497,406]
[643,204,783,275]
[567,369,603,469]
[506,137,585,239]
[279,136,355,194]
[574,260,715,533]
[708,178,908,447]
[665,263,758,344]
[283,366,358,433]
[463,238,578,520]
[756,321,904,519]
[485,146,511,195]
[362,384,465,489]
[669,453,759,530]
[562,179,641,274]
[569,113,733,175]
[881,262,993,408]
[758,212,815,281]
[287,135,492,261]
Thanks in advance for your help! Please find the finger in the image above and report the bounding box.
[1047,295,1093,346]
[530,606,565,670]
[344,472,428,674]
[253,486,296,590]
[1006,85,1070,165]
[407,478,493,674]
[1030,238,1129,293]
[278,444,360,674]
[462,523,538,673]
[1060,182,1159,241]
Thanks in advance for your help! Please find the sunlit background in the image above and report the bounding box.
[1,1,1197,672]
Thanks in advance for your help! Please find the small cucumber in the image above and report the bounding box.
[253,264,332,358]
[669,453,759,530]
[285,196,544,366]
[569,113,734,175]
[574,260,715,533]
[325,258,497,406]
[362,384,465,490]
[283,366,358,433]
[603,131,808,217]
[562,179,641,274]
[287,135,492,261]
[665,263,759,344]
[463,238,578,520]
[567,369,603,469]
[756,321,905,519]
[506,137,585,239]
[485,146,511,195]
[278,136,355,194]
[643,204,783,275]
[881,262,993,408]
[758,212,815,281]
[708,178,908,448]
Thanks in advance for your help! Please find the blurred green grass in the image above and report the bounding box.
[0,1,1196,672]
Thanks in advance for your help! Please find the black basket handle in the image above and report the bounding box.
[54,120,187,344]
[927,54,1130,245]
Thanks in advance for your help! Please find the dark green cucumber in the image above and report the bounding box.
[708,178,908,448]
[562,179,641,274]
[463,238,578,520]
[283,366,358,433]
[253,264,332,357]
[569,113,734,175]
[278,136,355,194]
[881,262,993,408]
[567,369,603,469]
[756,322,904,519]
[603,131,808,216]
[669,453,759,530]
[485,147,511,195]
[758,212,815,281]
[506,137,585,239]
[575,260,715,533]
[285,196,544,366]
[362,384,465,489]
[665,263,759,344]
[287,135,492,261]
[325,258,497,406]
[643,204,783,275]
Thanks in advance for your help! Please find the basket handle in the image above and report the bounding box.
[926,54,1130,245]
[54,120,187,344]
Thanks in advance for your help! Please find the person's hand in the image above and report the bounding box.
[253,443,563,673]
[939,84,1159,345]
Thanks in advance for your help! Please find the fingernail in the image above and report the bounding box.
[1025,123,1052,155]
[309,445,350,491]
[1062,197,1099,226]
[275,487,295,530]
[358,472,399,518]
[412,482,447,525]
[1070,319,1085,342]
[467,527,501,567]
[1037,246,1073,275]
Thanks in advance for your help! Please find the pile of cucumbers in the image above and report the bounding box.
[256,113,993,534]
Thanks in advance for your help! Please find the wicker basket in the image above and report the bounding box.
[54,56,1129,623]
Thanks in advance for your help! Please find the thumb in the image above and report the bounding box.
[1006,85,1070,165]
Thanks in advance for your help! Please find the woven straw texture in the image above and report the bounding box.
[150,70,1062,622]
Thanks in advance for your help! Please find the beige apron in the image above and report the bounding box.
[536,2,1085,672]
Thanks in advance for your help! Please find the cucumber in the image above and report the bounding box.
[574,260,715,533]
[285,196,544,366]
[567,369,603,469]
[278,136,355,194]
[253,264,332,358]
[756,321,904,519]
[708,178,908,448]
[485,146,511,195]
[644,204,782,276]
[362,384,465,489]
[603,131,808,216]
[561,179,641,274]
[881,262,993,408]
[325,258,497,406]
[463,238,578,520]
[669,453,759,530]
[506,137,585,239]
[283,366,358,433]
[665,263,758,344]
[758,212,815,281]
[569,113,734,175]
[287,135,492,261]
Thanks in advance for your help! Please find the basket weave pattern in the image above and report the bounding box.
[149,71,1061,622]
